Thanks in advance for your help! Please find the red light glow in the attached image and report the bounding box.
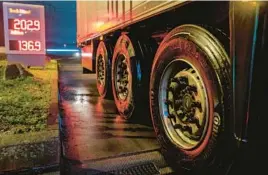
[81,53,92,57]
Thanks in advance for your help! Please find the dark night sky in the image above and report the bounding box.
[43,1,77,49]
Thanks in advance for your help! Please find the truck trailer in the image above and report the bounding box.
[77,1,268,174]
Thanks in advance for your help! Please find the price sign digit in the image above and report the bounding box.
[14,19,20,30]
[34,20,40,31]
[35,41,41,51]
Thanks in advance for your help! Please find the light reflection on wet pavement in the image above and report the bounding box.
[58,59,164,174]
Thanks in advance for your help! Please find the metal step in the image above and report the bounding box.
[90,162,159,175]
[69,149,174,175]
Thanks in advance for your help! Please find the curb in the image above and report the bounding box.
[48,60,59,125]
[0,163,59,175]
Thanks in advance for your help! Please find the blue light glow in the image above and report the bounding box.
[136,61,142,82]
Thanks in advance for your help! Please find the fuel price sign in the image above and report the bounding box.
[3,2,45,56]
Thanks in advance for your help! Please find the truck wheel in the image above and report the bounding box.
[96,41,111,98]
[150,25,231,172]
[111,35,137,119]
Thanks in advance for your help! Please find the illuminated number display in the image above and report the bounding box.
[3,2,45,54]
[9,40,41,51]
[19,41,41,51]
[9,19,41,31]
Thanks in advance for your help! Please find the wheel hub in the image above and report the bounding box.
[159,60,208,150]
[115,54,130,101]
[182,94,193,111]
[97,55,105,85]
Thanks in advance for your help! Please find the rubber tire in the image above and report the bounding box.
[96,41,111,98]
[111,34,138,119]
[149,25,231,173]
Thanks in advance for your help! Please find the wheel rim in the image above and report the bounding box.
[114,54,130,101]
[97,55,105,86]
[159,59,209,150]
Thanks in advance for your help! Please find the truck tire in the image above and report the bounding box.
[96,41,111,98]
[149,25,231,173]
[111,35,138,119]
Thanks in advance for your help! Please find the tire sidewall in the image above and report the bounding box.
[112,35,136,119]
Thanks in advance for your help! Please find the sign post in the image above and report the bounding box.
[3,2,46,67]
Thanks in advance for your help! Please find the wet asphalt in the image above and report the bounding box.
[0,138,59,174]
[58,58,173,175]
